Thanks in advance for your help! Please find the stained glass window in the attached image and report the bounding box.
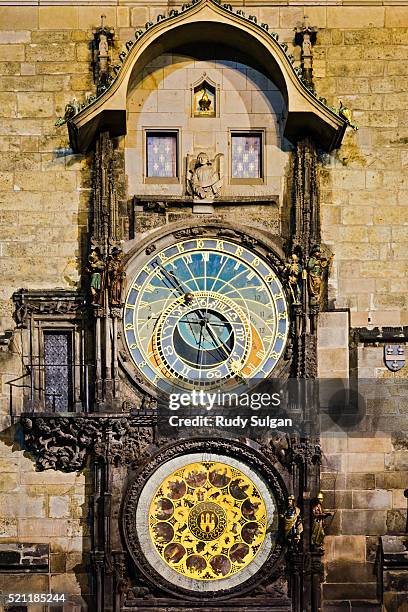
[146,132,178,178]
[44,330,73,412]
[231,133,262,179]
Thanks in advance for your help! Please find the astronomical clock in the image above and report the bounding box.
[123,233,290,392]
[120,225,294,604]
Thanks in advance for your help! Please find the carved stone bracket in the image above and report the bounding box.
[12,289,86,327]
[260,434,322,474]
[21,415,154,471]
[0,329,13,352]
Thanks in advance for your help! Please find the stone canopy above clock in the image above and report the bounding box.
[67,0,346,154]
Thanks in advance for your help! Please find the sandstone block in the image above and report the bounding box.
[259,8,279,28]
[118,7,130,28]
[70,74,94,92]
[39,7,78,30]
[347,437,392,453]
[0,31,30,44]
[321,437,348,454]
[347,453,385,473]
[0,8,38,30]
[326,561,376,583]
[50,552,66,573]
[2,76,43,92]
[392,489,407,509]
[26,43,75,63]
[0,493,46,518]
[342,509,386,535]
[14,171,55,192]
[0,44,24,62]
[352,489,392,510]
[327,7,384,28]
[17,93,54,119]
[386,509,406,534]
[374,206,408,225]
[0,573,48,593]
[131,7,149,27]
[0,473,18,491]
[323,581,377,601]
[0,172,12,190]
[346,473,375,490]
[342,206,373,225]
[49,496,71,519]
[78,6,116,28]
[279,7,303,29]
[321,472,346,491]
[0,517,17,538]
[317,347,349,378]
[386,7,408,27]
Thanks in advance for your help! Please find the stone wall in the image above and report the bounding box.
[1,1,407,333]
[0,2,407,610]
[319,318,408,610]
[0,436,88,609]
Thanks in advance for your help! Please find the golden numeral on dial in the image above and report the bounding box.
[125,323,133,330]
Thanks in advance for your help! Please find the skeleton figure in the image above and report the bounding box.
[284,253,302,304]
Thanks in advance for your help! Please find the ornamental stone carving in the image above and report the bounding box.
[186,152,224,200]
[21,416,153,471]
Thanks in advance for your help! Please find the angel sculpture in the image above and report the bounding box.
[187,152,224,200]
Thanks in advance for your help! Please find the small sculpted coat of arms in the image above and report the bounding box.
[384,344,406,372]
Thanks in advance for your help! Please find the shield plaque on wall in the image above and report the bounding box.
[384,345,406,371]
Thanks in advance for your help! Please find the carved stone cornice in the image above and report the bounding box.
[352,326,408,344]
[21,414,154,472]
[12,289,86,327]
[66,0,346,153]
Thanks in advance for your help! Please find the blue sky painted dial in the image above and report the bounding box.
[124,238,289,390]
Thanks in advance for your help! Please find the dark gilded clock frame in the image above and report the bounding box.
[122,438,288,602]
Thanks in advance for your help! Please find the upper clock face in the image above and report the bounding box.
[124,237,289,390]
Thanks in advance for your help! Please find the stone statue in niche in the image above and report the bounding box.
[87,248,105,306]
[306,244,333,307]
[107,247,125,306]
[186,152,224,200]
[281,495,303,550]
[311,491,332,550]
